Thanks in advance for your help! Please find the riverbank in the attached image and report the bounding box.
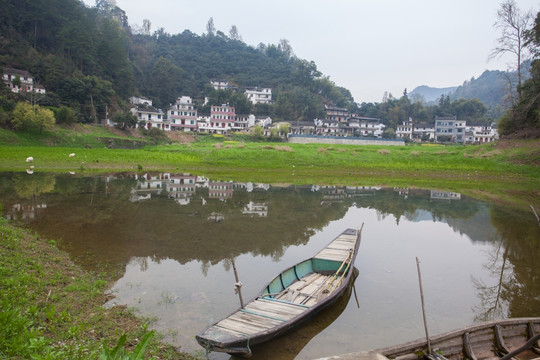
[0,217,196,359]
[0,126,539,208]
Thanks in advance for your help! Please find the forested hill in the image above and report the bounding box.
[0,0,356,122]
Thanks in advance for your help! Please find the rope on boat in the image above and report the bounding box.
[240,333,252,357]
[203,340,214,357]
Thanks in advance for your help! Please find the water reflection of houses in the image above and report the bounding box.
[167,174,197,205]
[196,176,210,188]
[207,212,225,222]
[321,186,347,204]
[242,202,268,217]
[130,173,170,201]
[6,203,47,221]
[320,186,381,204]
[394,187,461,201]
[430,190,461,200]
[208,181,234,200]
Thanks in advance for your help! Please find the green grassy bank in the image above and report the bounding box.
[0,126,539,207]
[0,217,196,359]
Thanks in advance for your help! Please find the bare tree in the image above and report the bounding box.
[229,25,241,41]
[490,0,534,100]
[206,17,216,36]
[142,19,151,36]
[278,39,293,59]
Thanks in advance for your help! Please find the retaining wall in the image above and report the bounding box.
[287,135,405,146]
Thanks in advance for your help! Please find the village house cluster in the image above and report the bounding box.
[2,68,499,143]
[129,78,276,135]
[396,116,499,144]
[290,105,386,137]
[131,85,388,138]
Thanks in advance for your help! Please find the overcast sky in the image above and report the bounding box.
[81,0,538,103]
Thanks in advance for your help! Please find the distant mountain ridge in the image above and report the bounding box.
[409,62,530,108]
[409,65,530,118]
[409,85,457,102]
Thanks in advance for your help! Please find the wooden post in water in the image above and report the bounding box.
[231,258,245,309]
[416,257,432,354]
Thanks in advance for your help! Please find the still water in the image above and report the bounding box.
[1,172,539,359]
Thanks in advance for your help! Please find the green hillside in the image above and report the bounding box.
[0,0,355,122]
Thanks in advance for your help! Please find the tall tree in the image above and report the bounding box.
[490,0,534,100]
[498,10,540,136]
[229,25,241,41]
[206,17,215,36]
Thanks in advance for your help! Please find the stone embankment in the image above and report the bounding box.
[288,135,405,146]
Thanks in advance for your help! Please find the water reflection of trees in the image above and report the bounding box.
[355,188,479,225]
[472,206,540,320]
[12,173,56,199]
[472,241,512,321]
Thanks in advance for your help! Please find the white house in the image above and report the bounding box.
[255,116,273,128]
[244,87,272,104]
[348,117,385,137]
[168,96,197,132]
[210,79,229,90]
[396,119,413,139]
[317,118,340,134]
[34,84,46,94]
[198,104,235,134]
[397,119,435,141]
[325,104,349,123]
[233,114,256,132]
[465,124,499,144]
[435,116,466,143]
[129,96,152,107]
[3,68,35,93]
[133,107,168,131]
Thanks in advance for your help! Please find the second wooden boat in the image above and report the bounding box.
[196,227,363,357]
[373,317,540,360]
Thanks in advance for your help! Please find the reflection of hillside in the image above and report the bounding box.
[18,176,349,280]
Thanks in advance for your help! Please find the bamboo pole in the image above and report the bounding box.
[416,257,432,354]
[231,258,245,309]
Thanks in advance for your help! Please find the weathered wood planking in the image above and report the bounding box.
[275,273,332,305]
[314,234,358,262]
[314,248,351,262]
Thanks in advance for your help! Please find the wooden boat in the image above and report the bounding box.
[372,317,540,360]
[196,227,362,357]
